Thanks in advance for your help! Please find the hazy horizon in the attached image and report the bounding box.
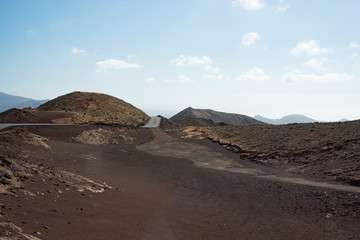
[0,90,354,122]
[1,0,360,121]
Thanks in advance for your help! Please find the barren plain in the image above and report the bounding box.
[0,122,359,239]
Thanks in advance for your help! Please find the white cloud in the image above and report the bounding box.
[203,65,223,79]
[232,0,265,11]
[351,52,360,58]
[348,42,359,49]
[303,58,328,71]
[164,75,192,83]
[281,72,353,83]
[242,32,260,47]
[290,40,332,56]
[235,67,269,82]
[204,65,221,73]
[276,0,289,13]
[146,77,156,83]
[170,55,212,66]
[71,47,87,54]
[202,74,223,80]
[96,59,141,73]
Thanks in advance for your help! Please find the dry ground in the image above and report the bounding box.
[178,121,360,187]
[0,125,359,239]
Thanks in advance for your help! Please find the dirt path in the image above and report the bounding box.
[142,117,161,128]
[138,129,360,193]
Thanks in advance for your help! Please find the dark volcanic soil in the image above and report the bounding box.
[0,108,75,124]
[179,121,360,188]
[0,125,360,239]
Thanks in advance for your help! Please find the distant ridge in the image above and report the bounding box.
[0,92,48,112]
[254,114,317,125]
[170,107,265,126]
[339,118,349,122]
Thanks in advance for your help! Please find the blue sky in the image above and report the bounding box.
[1,0,360,120]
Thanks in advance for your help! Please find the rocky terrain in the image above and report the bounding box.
[178,120,360,187]
[0,125,142,239]
[170,107,264,126]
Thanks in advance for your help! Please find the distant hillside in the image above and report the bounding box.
[0,92,48,112]
[37,91,149,126]
[174,117,218,127]
[170,107,265,126]
[254,114,317,125]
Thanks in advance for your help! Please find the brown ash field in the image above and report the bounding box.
[0,120,360,239]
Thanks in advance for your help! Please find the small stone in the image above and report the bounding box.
[4,173,12,179]
[0,178,10,184]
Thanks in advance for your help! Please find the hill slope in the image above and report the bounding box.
[37,91,149,126]
[174,117,219,127]
[170,107,264,126]
[254,114,317,125]
[0,92,48,112]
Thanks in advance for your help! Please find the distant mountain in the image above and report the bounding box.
[0,92,48,112]
[254,114,317,125]
[170,107,265,126]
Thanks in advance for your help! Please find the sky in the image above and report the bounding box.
[1,0,360,121]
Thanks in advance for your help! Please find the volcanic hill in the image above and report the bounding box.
[37,92,149,126]
[170,107,265,126]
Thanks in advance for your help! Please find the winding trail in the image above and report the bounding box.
[138,128,360,193]
[142,117,161,128]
